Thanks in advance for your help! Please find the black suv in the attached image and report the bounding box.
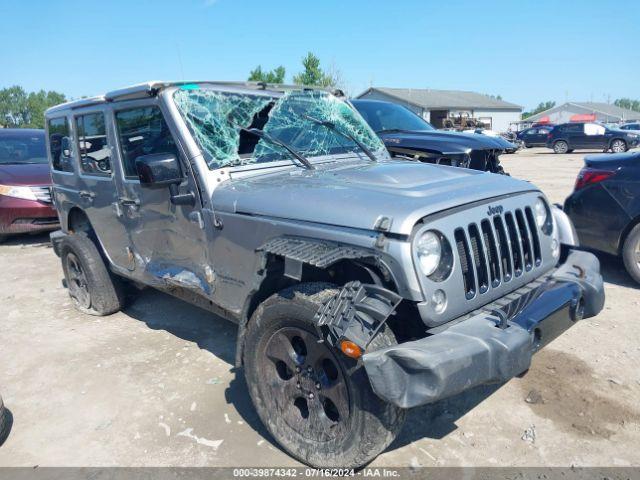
[546,122,639,154]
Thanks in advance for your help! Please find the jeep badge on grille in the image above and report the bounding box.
[487,205,504,216]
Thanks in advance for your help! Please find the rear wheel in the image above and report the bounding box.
[611,139,627,153]
[60,234,124,315]
[553,140,569,154]
[622,224,640,284]
[244,283,405,468]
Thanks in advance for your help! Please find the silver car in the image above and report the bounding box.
[46,81,604,468]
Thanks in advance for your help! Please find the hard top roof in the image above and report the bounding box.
[45,81,342,115]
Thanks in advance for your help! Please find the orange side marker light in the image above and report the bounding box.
[340,340,362,359]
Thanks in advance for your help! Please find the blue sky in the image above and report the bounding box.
[1,0,638,110]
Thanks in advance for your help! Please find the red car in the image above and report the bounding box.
[0,128,59,242]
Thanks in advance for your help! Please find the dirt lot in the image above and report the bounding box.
[0,148,639,467]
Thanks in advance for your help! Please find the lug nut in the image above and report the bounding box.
[297,382,301,389]
[295,366,301,373]
[308,393,314,399]
[307,366,313,373]
[315,383,321,390]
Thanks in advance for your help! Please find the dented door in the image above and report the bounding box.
[111,100,211,295]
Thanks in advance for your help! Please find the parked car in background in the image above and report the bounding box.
[546,122,639,154]
[518,126,554,147]
[565,150,640,284]
[352,99,508,173]
[0,129,59,243]
[47,81,604,468]
[0,392,9,446]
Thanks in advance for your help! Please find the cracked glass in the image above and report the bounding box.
[173,87,386,170]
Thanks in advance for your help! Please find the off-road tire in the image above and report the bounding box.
[244,282,406,468]
[553,140,569,154]
[611,139,627,153]
[60,234,124,315]
[622,224,640,284]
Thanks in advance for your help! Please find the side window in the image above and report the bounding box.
[76,113,111,175]
[48,117,74,172]
[115,106,179,178]
[563,124,581,133]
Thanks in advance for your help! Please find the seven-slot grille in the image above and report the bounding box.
[454,206,542,299]
[30,186,53,203]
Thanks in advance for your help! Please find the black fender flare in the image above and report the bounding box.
[234,236,393,367]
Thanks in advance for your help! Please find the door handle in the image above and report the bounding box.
[118,197,140,212]
[79,190,95,204]
[119,197,140,207]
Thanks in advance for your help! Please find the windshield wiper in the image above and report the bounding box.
[238,126,314,170]
[302,114,377,162]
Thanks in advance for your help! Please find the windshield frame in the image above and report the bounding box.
[166,85,389,173]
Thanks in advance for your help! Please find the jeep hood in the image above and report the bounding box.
[213,160,537,235]
[380,130,507,154]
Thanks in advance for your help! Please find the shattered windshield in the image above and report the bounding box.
[173,87,386,169]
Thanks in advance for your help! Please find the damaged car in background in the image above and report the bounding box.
[46,81,604,468]
[351,99,511,173]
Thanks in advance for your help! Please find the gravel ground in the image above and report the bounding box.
[0,147,638,467]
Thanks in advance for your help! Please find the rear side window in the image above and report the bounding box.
[562,124,582,133]
[115,106,179,178]
[48,117,74,172]
[76,113,111,176]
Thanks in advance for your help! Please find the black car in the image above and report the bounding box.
[0,392,9,446]
[352,99,513,173]
[546,122,639,154]
[517,126,554,147]
[564,151,640,284]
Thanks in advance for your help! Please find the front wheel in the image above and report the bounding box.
[622,224,640,284]
[244,283,405,468]
[611,139,627,153]
[553,140,569,154]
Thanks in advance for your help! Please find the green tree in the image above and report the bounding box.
[292,52,337,88]
[248,65,286,84]
[522,100,556,119]
[614,98,640,113]
[0,86,66,128]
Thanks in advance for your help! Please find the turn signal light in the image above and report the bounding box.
[340,340,362,359]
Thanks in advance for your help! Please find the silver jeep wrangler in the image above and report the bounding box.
[46,81,604,468]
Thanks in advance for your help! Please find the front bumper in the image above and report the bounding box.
[363,249,604,408]
[0,195,59,235]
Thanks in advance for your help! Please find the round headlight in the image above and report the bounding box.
[416,231,442,276]
[534,198,548,228]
